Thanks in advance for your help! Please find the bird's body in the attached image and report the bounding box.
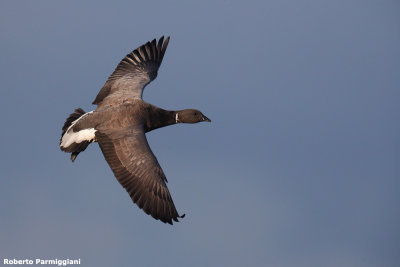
[60,37,210,224]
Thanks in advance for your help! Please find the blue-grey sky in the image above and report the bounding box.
[1,1,399,266]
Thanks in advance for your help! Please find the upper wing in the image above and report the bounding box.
[93,36,170,107]
[95,125,184,224]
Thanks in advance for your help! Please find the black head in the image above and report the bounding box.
[177,109,211,123]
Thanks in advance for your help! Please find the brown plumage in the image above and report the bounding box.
[93,37,170,107]
[60,37,210,224]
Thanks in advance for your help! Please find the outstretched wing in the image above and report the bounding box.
[93,36,170,107]
[95,125,184,224]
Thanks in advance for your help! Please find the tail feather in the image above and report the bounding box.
[60,108,91,162]
[61,108,86,136]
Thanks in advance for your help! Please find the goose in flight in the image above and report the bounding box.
[60,36,210,224]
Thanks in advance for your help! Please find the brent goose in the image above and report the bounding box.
[60,36,210,224]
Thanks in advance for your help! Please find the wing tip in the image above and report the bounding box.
[158,211,185,225]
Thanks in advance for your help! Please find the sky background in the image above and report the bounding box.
[0,1,399,266]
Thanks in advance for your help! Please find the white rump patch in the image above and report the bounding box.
[60,128,97,148]
[60,111,96,148]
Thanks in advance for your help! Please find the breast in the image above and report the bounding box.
[94,101,151,131]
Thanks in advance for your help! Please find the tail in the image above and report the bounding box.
[60,108,91,162]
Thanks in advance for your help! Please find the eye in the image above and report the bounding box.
[194,112,198,116]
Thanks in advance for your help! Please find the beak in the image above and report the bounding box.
[202,115,211,122]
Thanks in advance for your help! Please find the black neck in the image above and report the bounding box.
[145,109,179,133]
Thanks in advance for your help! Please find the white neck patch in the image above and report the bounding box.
[175,113,180,123]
